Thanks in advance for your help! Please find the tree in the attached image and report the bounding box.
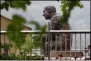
[0,0,31,11]
[59,0,83,24]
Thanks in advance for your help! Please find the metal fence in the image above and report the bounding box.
[42,30,90,60]
[0,30,91,60]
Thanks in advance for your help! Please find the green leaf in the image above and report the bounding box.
[12,14,26,25]
[76,2,84,8]
[4,2,9,11]
[1,0,31,11]
[26,1,31,5]
[60,0,83,24]
[7,15,27,48]
[21,35,33,52]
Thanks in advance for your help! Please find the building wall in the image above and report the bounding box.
[0,15,32,55]
[1,15,31,31]
[1,34,17,54]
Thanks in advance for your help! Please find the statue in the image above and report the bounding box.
[42,6,71,51]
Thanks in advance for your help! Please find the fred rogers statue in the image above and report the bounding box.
[42,6,71,51]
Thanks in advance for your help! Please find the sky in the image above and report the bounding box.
[1,1,90,30]
[1,1,90,49]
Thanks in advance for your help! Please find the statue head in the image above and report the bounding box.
[43,6,56,20]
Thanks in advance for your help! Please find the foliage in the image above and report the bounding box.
[32,35,42,49]
[29,21,47,49]
[29,21,47,34]
[21,34,34,53]
[0,54,44,60]
[6,14,26,48]
[60,0,83,24]
[0,54,16,60]
[26,56,44,60]
[0,43,12,49]
[0,0,31,11]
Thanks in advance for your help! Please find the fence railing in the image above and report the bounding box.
[0,30,91,60]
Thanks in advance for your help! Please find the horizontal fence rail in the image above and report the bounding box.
[0,30,90,33]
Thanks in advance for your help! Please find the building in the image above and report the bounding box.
[0,15,32,55]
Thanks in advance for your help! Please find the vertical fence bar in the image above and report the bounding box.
[80,33,81,60]
[50,34,52,59]
[65,33,67,59]
[75,33,77,60]
[55,34,57,51]
[64,33,66,59]
[50,34,52,51]
[45,35,47,57]
[70,34,72,60]
[84,33,86,59]
[60,33,62,55]
[48,21,50,60]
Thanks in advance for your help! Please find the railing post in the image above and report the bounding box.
[48,34,50,60]
[89,32,91,60]
[48,21,50,60]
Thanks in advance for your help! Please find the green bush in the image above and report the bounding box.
[26,56,44,60]
[0,54,44,60]
[0,54,17,60]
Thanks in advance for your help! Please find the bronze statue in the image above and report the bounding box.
[43,6,71,51]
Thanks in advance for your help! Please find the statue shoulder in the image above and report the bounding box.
[51,14,60,21]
